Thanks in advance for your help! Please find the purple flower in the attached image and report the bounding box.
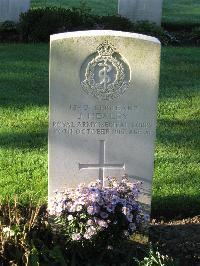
[87,219,94,226]
[89,192,100,202]
[98,198,104,206]
[87,205,100,215]
[69,205,76,213]
[112,195,120,204]
[84,233,91,239]
[119,199,126,206]
[72,233,81,241]
[126,213,133,222]
[50,177,146,242]
[84,226,97,239]
[144,214,150,222]
[100,212,108,219]
[87,205,96,215]
[129,223,136,231]
[87,226,96,234]
[97,219,108,228]
[106,205,115,213]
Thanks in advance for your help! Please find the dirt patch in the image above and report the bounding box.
[150,216,200,265]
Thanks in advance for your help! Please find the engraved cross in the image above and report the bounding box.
[79,140,125,186]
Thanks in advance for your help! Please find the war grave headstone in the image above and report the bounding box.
[48,30,161,214]
[0,0,30,22]
[118,0,163,26]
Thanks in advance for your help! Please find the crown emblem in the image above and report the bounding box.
[97,41,116,57]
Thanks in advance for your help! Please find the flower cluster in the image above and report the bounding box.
[49,176,149,242]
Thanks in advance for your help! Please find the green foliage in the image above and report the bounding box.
[135,246,177,266]
[191,26,200,44]
[0,21,17,32]
[0,201,67,265]
[18,8,173,45]
[0,21,20,42]
[100,15,133,31]
[131,21,178,45]
[19,6,96,42]
[0,200,50,265]
[29,246,40,266]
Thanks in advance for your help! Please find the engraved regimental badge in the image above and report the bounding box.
[80,41,130,101]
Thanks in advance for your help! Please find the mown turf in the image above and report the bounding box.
[162,0,200,26]
[0,45,199,216]
[0,44,49,203]
[31,0,117,16]
[31,0,200,26]
[153,47,200,217]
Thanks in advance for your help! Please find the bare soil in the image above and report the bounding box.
[149,216,200,265]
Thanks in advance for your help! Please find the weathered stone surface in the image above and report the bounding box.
[118,0,163,25]
[48,30,161,210]
[0,0,30,22]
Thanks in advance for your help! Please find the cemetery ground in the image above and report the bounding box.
[0,0,200,264]
[0,43,200,264]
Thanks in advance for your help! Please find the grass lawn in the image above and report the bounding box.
[162,0,200,26]
[31,0,200,26]
[153,47,200,217]
[31,0,118,16]
[0,44,199,217]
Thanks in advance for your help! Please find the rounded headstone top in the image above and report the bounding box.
[50,30,160,45]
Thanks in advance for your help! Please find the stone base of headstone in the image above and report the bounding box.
[118,0,163,26]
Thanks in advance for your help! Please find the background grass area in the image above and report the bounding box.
[31,0,117,16]
[31,0,200,26]
[162,0,200,26]
[0,44,49,203]
[153,47,200,217]
[0,44,199,217]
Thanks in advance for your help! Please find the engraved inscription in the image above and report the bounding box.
[80,41,131,101]
[53,104,153,136]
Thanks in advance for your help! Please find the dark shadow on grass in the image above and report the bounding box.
[0,131,48,149]
[156,118,200,150]
[0,44,49,108]
[150,223,200,265]
[0,78,49,108]
[151,194,200,219]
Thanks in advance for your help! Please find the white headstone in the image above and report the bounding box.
[0,0,30,22]
[48,30,161,211]
[118,0,163,26]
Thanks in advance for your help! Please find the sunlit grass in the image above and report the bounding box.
[153,47,200,216]
[0,44,49,203]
